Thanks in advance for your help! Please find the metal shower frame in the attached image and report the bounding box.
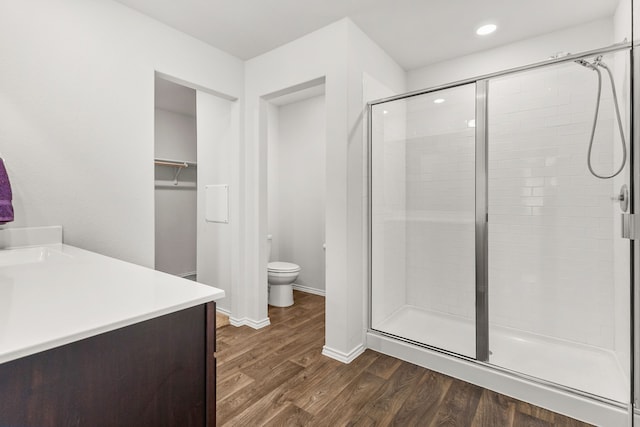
[366,40,638,422]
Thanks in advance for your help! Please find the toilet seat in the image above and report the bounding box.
[268,261,301,273]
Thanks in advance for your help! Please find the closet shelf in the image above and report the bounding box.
[155,180,196,189]
[154,158,197,186]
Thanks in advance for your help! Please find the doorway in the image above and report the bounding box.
[153,72,240,318]
[264,80,327,307]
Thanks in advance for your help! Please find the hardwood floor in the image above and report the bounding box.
[216,291,592,426]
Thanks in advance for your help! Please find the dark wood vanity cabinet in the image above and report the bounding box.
[0,301,217,427]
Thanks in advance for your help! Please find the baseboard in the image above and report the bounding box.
[322,343,366,364]
[229,317,244,327]
[229,316,271,330]
[292,284,326,297]
[217,307,270,330]
[216,306,231,316]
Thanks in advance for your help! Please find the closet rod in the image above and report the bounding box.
[154,159,190,168]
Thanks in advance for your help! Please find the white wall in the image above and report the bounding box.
[408,19,614,91]
[196,92,240,314]
[154,107,197,277]
[267,103,281,262]
[0,0,243,269]
[342,21,406,358]
[154,109,197,161]
[269,95,326,292]
[244,19,347,330]
[244,18,405,358]
[154,185,197,275]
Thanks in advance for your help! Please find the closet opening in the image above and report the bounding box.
[154,76,198,280]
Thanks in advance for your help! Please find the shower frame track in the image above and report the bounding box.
[368,42,631,107]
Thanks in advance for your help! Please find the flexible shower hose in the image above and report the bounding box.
[584,60,627,179]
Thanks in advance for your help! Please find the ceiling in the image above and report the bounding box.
[115,0,620,70]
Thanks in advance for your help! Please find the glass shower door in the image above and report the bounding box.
[370,84,477,358]
[486,51,631,403]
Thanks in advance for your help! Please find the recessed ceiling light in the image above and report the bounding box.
[433,98,445,104]
[476,24,497,36]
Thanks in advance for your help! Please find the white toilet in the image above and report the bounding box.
[267,235,301,307]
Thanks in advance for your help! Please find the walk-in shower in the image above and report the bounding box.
[368,46,632,419]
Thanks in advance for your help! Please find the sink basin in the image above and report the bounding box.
[0,246,71,267]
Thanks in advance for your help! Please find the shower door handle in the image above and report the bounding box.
[618,184,629,212]
[622,213,638,240]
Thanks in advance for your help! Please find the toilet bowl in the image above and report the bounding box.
[268,261,300,307]
[267,235,301,307]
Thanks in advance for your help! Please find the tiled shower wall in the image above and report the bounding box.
[487,62,617,348]
[403,55,625,349]
[489,61,617,348]
[404,85,476,322]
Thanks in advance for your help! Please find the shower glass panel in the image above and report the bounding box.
[486,51,631,403]
[370,84,477,358]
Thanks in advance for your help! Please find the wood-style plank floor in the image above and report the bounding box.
[216,291,592,426]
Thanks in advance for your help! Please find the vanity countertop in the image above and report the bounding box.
[0,241,224,364]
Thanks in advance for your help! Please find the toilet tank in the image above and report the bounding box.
[267,234,272,263]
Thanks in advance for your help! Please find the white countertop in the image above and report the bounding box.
[0,241,224,364]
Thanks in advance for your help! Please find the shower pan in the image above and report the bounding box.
[368,45,634,424]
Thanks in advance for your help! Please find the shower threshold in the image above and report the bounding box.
[375,305,627,403]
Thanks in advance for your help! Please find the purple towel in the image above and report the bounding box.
[0,158,14,224]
